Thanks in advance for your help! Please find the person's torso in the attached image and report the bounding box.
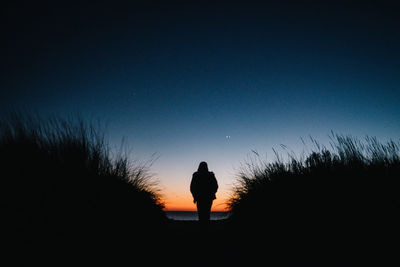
[193,171,216,198]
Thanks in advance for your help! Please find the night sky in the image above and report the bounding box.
[2,1,400,210]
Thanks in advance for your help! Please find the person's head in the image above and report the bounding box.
[198,161,209,172]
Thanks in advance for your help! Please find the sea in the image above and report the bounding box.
[165,211,229,221]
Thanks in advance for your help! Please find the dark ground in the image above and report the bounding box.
[164,220,233,267]
[162,219,398,267]
[164,219,331,267]
[10,218,398,266]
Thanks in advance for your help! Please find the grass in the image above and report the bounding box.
[227,133,400,263]
[4,112,399,265]
[1,113,166,264]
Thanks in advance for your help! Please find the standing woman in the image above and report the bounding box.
[190,161,218,222]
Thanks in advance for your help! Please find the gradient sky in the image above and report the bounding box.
[2,1,400,210]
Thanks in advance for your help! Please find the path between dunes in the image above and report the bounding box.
[164,219,236,266]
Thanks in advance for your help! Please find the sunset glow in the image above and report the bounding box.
[3,1,400,266]
[163,194,228,212]
[3,0,399,216]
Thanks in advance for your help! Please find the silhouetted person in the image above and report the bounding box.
[190,161,218,222]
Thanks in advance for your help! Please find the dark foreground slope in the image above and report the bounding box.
[227,135,400,266]
[1,115,167,266]
[164,217,395,267]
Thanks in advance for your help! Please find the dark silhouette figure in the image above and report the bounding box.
[190,161,218,222]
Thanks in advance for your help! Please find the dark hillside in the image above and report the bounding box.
[228,135,400,265]
[1,114,166,265]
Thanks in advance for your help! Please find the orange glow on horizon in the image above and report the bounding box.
[163,194,229,212]
[159,166,232,212]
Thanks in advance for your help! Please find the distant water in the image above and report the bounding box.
[166,211,229,221]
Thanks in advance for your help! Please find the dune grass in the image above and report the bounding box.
[227,134,400,248]
[1,113,166,262]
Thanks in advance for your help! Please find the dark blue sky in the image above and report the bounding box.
[2,0,400,209]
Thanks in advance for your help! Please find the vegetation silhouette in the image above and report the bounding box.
[227,134,400,265]
[4,112,399,266]
[190,161,218,222]
[2,113,167,265]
